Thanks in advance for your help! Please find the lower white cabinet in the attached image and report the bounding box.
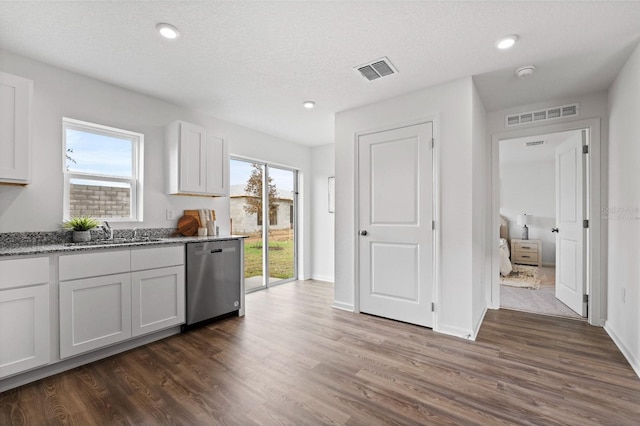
[58,245,185,359]
[0,257,50,379]
[0,284,50,378]
[59,273,132,359]
[131,266,185,337]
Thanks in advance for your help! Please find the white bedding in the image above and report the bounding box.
[499,238,513,276]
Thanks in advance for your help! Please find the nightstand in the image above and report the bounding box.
[511,239,542,267]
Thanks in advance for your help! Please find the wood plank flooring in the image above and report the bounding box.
[1,280,639,425]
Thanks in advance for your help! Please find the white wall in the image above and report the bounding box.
[335,77,488,339]
[310,144,335,282]
[471,81,489,332]
[500,158,557,265]
[0,49,312,278]
[605,42,640,377]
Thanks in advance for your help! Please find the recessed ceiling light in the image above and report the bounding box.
[303,101,315,109]
[496,34,518,50]
[156,23,180,40]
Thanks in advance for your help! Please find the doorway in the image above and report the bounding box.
[498,129,585,319]
[229,158,298,292]
[491,118,603,326]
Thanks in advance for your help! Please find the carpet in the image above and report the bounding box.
[500,265,540,290]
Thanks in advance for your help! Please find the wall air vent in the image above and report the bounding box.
[505,103,579,127]
[355,57,398,81]
[525,140,545,147]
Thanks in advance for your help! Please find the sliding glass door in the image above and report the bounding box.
[230,158,297,292]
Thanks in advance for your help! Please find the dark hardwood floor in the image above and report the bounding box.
[1,280,639,425]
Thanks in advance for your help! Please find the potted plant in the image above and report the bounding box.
[63,216,100,243]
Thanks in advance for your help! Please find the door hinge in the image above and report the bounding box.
[583,219,589,228]
[583,294,589,303]
[582,145,589,154]
[431,138,435,149]
[431,302,436,312]
[432,220,435,230]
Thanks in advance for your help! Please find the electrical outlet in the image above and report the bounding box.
[166,209,175,220]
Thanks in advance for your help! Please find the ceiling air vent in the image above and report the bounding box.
[355,57,398,81]
[525,140,545,147]
[505,103,579,127]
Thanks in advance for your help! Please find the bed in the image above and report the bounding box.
[499,215,513,276]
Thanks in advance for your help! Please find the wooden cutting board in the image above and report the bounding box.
[174,215,199,237]
[184,209,216,227]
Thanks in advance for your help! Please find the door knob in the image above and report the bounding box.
[360,230,368,236]
[551,227,559,233]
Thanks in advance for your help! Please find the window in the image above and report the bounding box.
[63,118,144,221]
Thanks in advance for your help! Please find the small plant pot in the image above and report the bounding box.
[73,230,91,243]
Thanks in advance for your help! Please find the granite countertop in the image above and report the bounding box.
[0,235,247,257]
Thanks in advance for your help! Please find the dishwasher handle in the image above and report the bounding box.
[194,247,236,256]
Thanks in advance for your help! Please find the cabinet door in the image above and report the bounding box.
[179,121,207,193]
[0,285,50,378]
[131,266,185,337]
[60,274,132,359]
[205,136,229,196]
[0,71,33,184]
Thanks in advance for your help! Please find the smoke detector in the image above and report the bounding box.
[516,65,536,78]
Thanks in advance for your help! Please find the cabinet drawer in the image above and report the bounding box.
[514,242,539,253]
[60,250,130,281]
[0,257,48,290]
[514,252,539,262]
[131,245,184,271]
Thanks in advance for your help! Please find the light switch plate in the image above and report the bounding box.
[166,209,175,220]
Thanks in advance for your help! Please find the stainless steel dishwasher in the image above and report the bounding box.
[184,239,241,329]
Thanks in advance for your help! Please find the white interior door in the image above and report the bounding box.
[555,133,586,316]
[358,122,434,327]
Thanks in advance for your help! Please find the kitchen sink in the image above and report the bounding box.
[64,237,163,247]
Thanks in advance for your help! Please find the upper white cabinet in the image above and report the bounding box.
[165,120,229,196]
[0,257,50,379]
[0,71,33,185]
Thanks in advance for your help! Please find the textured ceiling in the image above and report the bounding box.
[1,1,639,146]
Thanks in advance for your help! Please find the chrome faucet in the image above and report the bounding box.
[132,227,139,240]
[101,221,113,240]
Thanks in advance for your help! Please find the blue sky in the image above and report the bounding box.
[230,159,295,192]
[66,129,132,177]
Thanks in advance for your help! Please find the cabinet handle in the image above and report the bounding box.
[522,246,531,249]
[522,255,530,258]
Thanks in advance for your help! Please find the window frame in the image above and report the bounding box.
[62,117,144,222]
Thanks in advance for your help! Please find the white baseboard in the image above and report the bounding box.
[470,306,487,341]
[434,323,475,341]
[310,274,334,283]
[332,301,354,312]
[604,322,640,379]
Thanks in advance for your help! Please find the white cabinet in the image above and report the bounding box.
[0,257,50,378]
[165,120,229,196]
[131,266,184,337]
[59,245,185,358]
[131,245,185,337]
[0,71,33,185]
[59,273,132,359]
